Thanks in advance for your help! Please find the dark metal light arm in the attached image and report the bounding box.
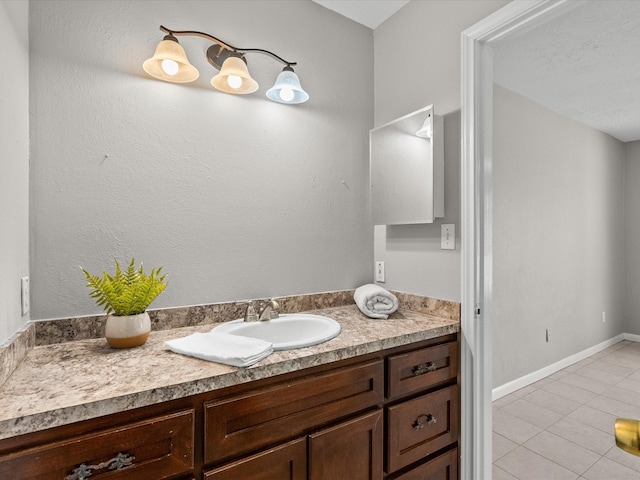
[159,25,297,67]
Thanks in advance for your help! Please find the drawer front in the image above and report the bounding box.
[0,409,194,480]
[204,438,307,480]
[393,447,458,480]
[204,359,383,464]
[387,341,457,400]
[387,385,458,473]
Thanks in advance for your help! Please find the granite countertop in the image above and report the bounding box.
[0,303,459,441]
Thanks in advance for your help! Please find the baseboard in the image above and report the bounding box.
[624,332,640,342]
[492,333,631,401]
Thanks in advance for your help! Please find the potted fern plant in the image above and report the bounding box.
[82,258,168,348]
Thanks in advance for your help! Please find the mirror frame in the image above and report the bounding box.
[460,1,576,477]
[369,105,444,225]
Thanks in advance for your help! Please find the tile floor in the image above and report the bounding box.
[493,340,640,479]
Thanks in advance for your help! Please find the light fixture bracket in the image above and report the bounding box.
[206,44,245,71]
[158,25,296,67]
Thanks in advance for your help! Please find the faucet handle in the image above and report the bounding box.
[241,301,259,322]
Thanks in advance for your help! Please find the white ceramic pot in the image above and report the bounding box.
[105,312,151,348]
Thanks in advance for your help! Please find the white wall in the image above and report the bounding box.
[372,0,509,302]
[624,140,640,335]
[493,85,627,387]
[0,1,30,344]
[28,0,374,320]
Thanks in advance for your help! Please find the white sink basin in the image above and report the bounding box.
[212,313,341,351]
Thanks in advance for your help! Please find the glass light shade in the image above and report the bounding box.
[211,56,259,94]
[143,37,199,83]
[266,69,309,104]
[416,115,432,138]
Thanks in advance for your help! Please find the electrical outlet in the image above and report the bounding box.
[21,277,29,316]
[375,261,385,283]
[602,311,606,323]
[546,328,551,342]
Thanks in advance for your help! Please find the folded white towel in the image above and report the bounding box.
[165,331,273,367]
[354,284,399,319]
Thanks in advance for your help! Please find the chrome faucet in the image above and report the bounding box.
[242,298,280,322]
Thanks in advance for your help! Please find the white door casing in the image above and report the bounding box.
[459,1,577,478]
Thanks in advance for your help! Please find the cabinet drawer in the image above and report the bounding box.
[0,409,194,480]
[386,385,458,473]
[203,438,306,480]
[387,342,457,400]
[204,359,383,464]
[393,447,458,480]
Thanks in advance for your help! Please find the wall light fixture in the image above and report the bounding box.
[143,26,309,104]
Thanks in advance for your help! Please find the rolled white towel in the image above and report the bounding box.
[354,284,398,319]
[165,331,273,367]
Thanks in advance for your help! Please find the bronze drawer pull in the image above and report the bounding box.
[412,414,437,430]
[65,452,135,480]
[412,361,437,376]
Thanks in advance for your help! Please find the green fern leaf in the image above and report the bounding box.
[82,258,168,316]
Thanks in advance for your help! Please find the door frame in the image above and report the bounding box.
[459,1,575,478]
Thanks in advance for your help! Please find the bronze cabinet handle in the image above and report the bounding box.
[412,361,437,376]
[66,452,135,480]
[412,414,437,430]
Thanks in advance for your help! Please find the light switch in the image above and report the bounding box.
[375,261,385,283]
[441,224,455,250]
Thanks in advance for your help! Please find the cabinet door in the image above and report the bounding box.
[203,438,306,480]
[309,410,383,480]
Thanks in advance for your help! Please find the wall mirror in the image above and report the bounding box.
[369,105,444,225]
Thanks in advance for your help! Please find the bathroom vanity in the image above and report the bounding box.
[0,295,459,479]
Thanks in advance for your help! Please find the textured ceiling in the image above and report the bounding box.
[311,0,410,29]
[493,0,640,143]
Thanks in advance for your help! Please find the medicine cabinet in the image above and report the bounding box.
[369,105,444,225]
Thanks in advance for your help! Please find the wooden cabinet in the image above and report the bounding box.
[309,410,383,480]
[0,333,459,480]
[387,385,458,473]
[204,410,384,480]
[0,409,194,480]
[384,339,459,479]
[393,447,458,480]
[204,359,383,464]
[204,336,459,479]
[387,341,457,400]
[203,438,307,480]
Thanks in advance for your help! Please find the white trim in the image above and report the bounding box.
[460,1,577,478]
[624,333,640,342]
[492,334,626,400]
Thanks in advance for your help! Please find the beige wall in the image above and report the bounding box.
[28,0,375,319]
[624,140,640,335]
[0,1,30,344]
[493,85,627,387]
[372,0,509,302]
